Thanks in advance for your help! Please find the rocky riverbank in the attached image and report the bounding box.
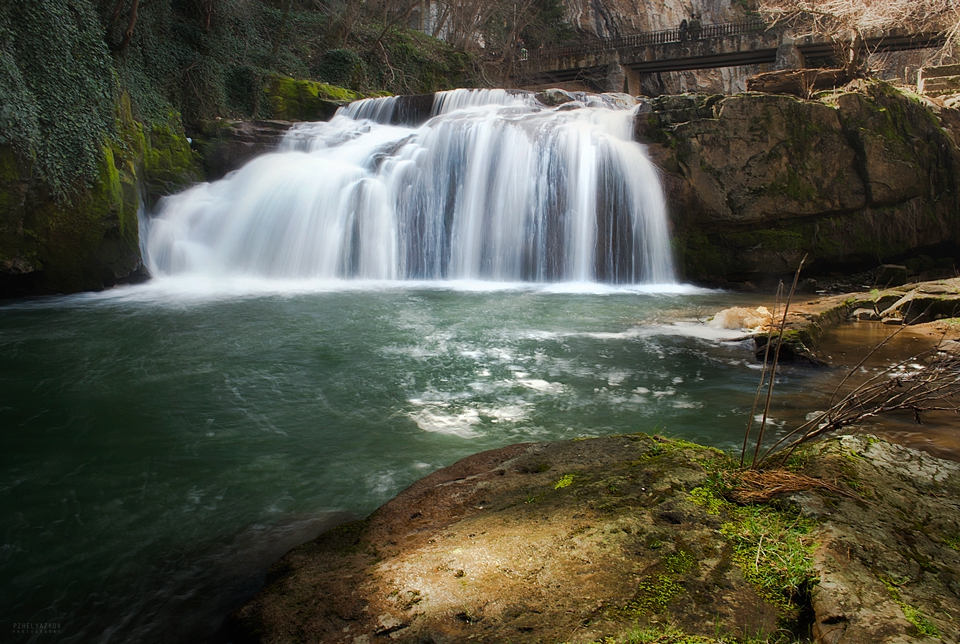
[226,433,960,643]
[725,276,960,365]
[225,280,960,643]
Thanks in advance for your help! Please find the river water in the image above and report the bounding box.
[2,282,838,642]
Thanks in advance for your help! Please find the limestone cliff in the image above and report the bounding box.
[564,0,745,39]
[635,81,960,282]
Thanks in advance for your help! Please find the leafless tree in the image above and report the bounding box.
[759,0,960,73]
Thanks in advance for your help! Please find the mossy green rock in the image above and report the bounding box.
[0,95,203,296]
[642,81,960,283]
[144,123,203,203]
[227,435,789,643]
[264,75,362,122]
[0,139,138,295]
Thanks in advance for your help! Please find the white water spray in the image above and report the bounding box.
[143,89,676,284]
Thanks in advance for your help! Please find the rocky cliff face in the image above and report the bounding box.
[636,81,960,283]
[0,96,202,297]
[563,0,765,94]
[565,0,745,39]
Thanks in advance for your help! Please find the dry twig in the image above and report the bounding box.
[761,341,960,468]
[724,469,854,504]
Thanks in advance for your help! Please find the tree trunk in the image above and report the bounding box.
[271,0,292,59]
[117,0,139,52]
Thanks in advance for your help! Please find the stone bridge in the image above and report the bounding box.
[520,20,945,95]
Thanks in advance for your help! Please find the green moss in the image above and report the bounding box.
[664,549,695,575]
[0,146,20,182]
[773,167,817,202]
[676,229,730,280]
[264,75,362,121]
[641,113,676,148]
[881,576,940,637]
[901,604,939,637]
[23,141,124,291]
[555,473,575,489]
[592,625,796,643]
[687,468,817,614]
[624,573,685,615]
[688,486,729,516]
[143,120,202,201]
[9,89,152,293]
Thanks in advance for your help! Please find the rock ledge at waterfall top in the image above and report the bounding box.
[226,434,960,644]
[637,80,960,285]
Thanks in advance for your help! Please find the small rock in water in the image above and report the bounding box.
[535,89,574,106]
[851,307,879,321]
[710,306,771,331]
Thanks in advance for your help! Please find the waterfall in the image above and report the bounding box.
[143,89,676,284]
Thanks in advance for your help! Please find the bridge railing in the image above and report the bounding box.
[531,18,769,60]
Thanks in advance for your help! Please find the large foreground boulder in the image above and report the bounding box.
[226,434,960,643]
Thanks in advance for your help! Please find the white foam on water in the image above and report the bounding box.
[516,378,566,394]
[407,407,481,438]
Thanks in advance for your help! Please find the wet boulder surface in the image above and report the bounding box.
[227,434,960,643]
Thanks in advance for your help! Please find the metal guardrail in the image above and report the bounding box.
[531,19,769,60]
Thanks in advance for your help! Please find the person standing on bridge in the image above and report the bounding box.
[679,17,688,41]
[689,13,702,40]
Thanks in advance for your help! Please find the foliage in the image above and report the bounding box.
[0,0,116,199]
[758,0,960,70]
[519,0,575,49]
[1,0,488,204]
[720,505,817,610]
[760,0,958,38]
[315,48,365,89]
[554,473,575,489]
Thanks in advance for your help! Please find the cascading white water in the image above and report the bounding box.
[143,89,676,284]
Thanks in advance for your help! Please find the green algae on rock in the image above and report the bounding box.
[225,434,960,644]
[263,75,365,122]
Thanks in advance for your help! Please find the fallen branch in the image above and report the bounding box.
[761,339,960,468]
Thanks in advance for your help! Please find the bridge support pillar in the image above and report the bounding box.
[606,59,626,93]
[605,59,642,95]
[775,36,805,70]
[623,67,642,96]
